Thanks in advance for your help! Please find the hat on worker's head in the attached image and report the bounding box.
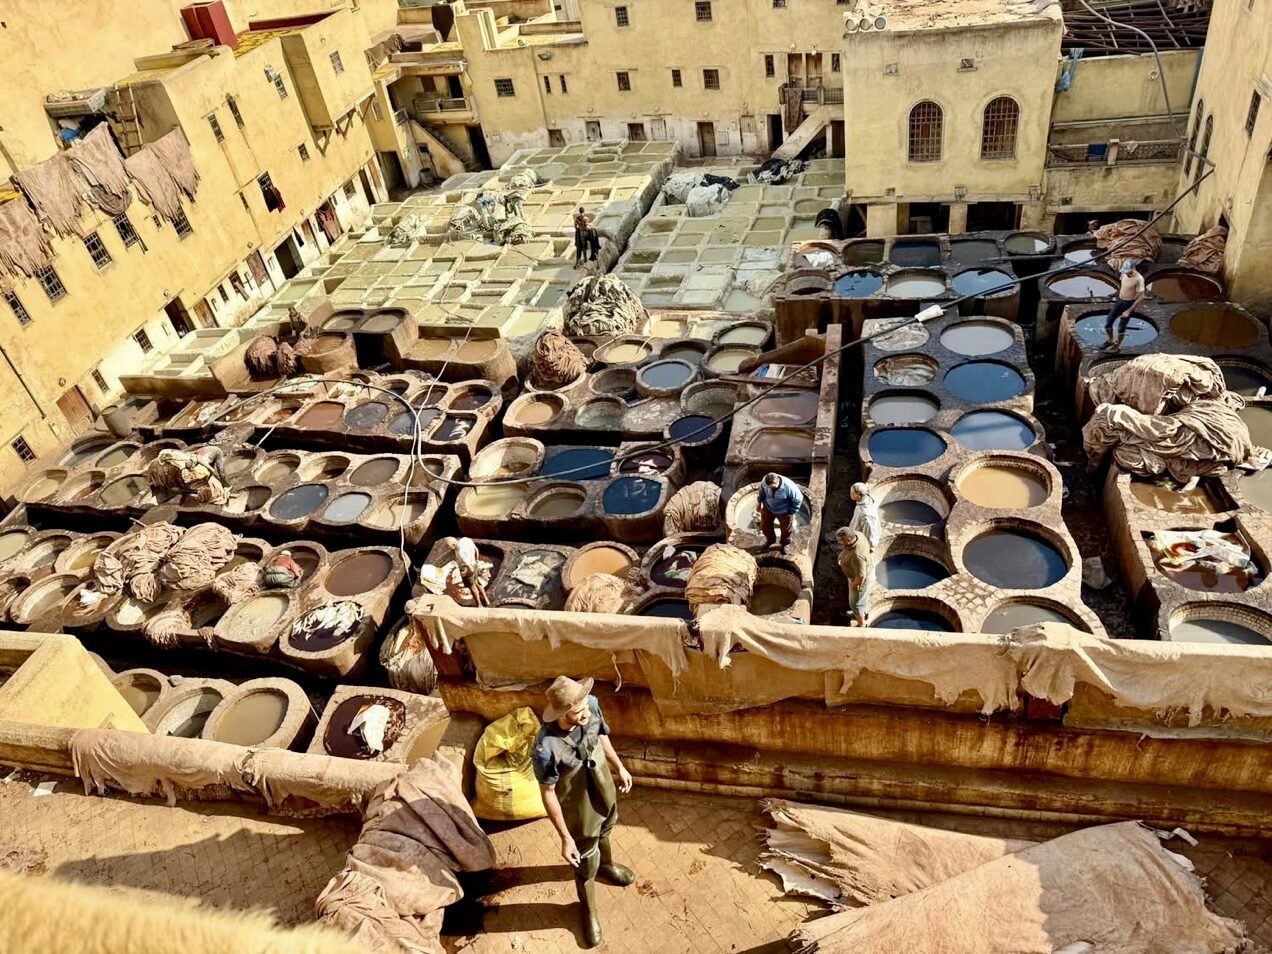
[1119,259,1139,274]
[543,675,594,723]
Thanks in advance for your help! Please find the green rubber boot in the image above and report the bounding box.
[576,876,602,948]
[598,838,636,887]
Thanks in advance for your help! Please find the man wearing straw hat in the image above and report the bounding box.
[533,675,635,947]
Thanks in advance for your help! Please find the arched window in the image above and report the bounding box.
[1195,114,1213,187]
[980,96,1019,159]
[1184,99,1204,175]
[907,101,943,162]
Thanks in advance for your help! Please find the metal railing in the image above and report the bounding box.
[416,96,471,113]
[1046,137,1183,167]
[792,85,843,106]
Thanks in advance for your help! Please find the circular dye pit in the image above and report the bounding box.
[0,531,29,561]
[324,696,406,758]
[661,344,707,364]
[1005,232,1049,255]
[718,325,769,346]
[157,689,224,739]
[706,347,757,374]
[542,448,614,480]
[223,594,289,641]
[982,601,1081,633]
[270,483,329,520]
[950,240,1000,264]
[886,270,946,299]
[786,274,830,296]
[750,583,798,615]
[638,599,694,619]
[25,538,70,570]
[350,458,400,486]
[577,399,624,428]
[649,545,705,587]
[528,487,586,519]
[1063,245,1096,263]
[880,499,943,526]
[99,475,148,507]
[415,386,447,407]
[1241,470,1272,512]
[833,270,884,297]
[511,395,563,426]
[620,451,673,474]
[638,360,695,390]
[22,474,61,502]
[951,411,1035,451]
[1045,273,1117,298]
[326,552,393,596]
[1170,617,1271,645]
[1239,406,1272,448]
[685,384,736,419]
[1169,307,1259,348]
[944,361,1026,403]
[450,387,494,411]
[359,312,402,334]
[567,545,633,588]
[603,477,661,514]
[465,484,529,517]
[964,529,1067,589]
[669,415,720,443]
[889,240,941,267]
[753,390,818,425]
[96,446,134,469]
[433,415,474,442]
[598,341,652,364]
[300,456,349,481]
[747,429,814,459]
[323,492,372,523]
[256,456,299,484]
[115,674,161,716]
[868,394,939,425]
[867,428,946,467]
[1221,363,1272,396]
[876,554,949,589]
[365,499,430,529]
[344,402,389,431]
[390,407,436,437]
[874,355,938,386]
[872,609,954,632]
[297,402,345,429]
[843,241,885,266]
[1148,273,1221,302]
[1074,313,1158,348]
[17,577,77,622]
[873,322,930,352]
[940,321,1014,356]
[262,403,301,425]
[952,268,1012,297]
[324,313,360,332]
[959,464,1048,508]
[455,339,500,363]
[212,690,289,746]
[1129,478,1221,515]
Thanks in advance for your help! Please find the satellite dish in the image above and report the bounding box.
[874,15,887,29]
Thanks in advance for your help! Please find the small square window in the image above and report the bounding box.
[764,54,774,78]
[344,181,357,199]
[83,231,112,270]
[615,5,629,26]
[695,0,712,21]
[494,77,516,97]
[208,113,224,142]
[134,329,153,353]
[671,68,683,88]
[172,207,193,238]
[227,96,245,128]
[298,143,310,162]
[1247,90,1261,136]
[831,53,841,72]
[773,0,786,7]
[959,58,976,71]
[10,436,35,463]
[266,66,288,100]
[4,292,31,326]
[35,265,66,303]
[560,74,569,93]
[112,213,141,249]
[330,51,344,75]
[92,369,109,392]
[616,71,631,92]
[703,68,720,90]
[544,75,552,94]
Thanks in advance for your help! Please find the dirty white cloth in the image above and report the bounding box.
[793,821,1245,953]
[349,704,391,754]
[685,183,730,217]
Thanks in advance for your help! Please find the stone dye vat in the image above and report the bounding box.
[939,321,1014,357]
[867,394,940,426]
[944,362,1027,403]
[307,685,449,763]
[963,528,1068,589]
[950,411,1036,452]
[203,677,313,749]
[866,428,948,468]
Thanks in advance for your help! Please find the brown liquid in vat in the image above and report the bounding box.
[959,466,1047,508]
[214,691,289,746]
[569,546,633,586]
[1129,480,1221,514]
[750,583,797,614]
[118,681,160,715]
[326,552,393,596]
[323,696,406,759]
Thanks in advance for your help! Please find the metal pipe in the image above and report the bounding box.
[1077,0,1180,134]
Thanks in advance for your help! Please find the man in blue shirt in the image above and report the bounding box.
[756,472,804,551]
[533,676,634,948]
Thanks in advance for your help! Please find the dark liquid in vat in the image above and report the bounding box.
[542,448,615,480]
[951,411,1035,451]
[269,483,329,519]
[880,500,941,526]
[944,362,1025,402]
[669,415,720,442]
[964,530,1067,589]
[868,428,946,467]
[323,696,406,758]
[638,599,694,619]
[344,402,389,430]
[833,271,884,297]
[876,554,949,589]
[603,477,661,514]
[1074,314,1157,348]
[889,240,941,266]
[873,610,954,632]
[326,552,393,596]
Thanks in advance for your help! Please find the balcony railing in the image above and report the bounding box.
[416,96,471,113]
[1046,138,1183,168]
[793,85,843,106]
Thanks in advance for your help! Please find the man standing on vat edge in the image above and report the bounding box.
[756,472,804,552]
[533,676,635,948]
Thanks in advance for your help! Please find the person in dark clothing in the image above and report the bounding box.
[573,207,592,266]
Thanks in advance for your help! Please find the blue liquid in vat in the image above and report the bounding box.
[880,500,942,526]
[964,530,1067,589]
[872,610,954,632]
[876,554,949,589]
[868,428,946,467]
[269,483,329,520]
[669,415,720,442]
[602,476,661,514]
[1074,314,1158,348]
[951,411,1035,451]
[541,448,615,480]
[944,362,1026,403]
[833,270,884,297]
[951,268,1012,297]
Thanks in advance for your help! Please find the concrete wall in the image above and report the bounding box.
[0,633,146,733]
[1173,0,1272,312]
[1050,48,1199,124]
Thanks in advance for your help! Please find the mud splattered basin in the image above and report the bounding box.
[298,455,350,481]
[1074,313,1158,348]
[11,574,79,624]
[564,543,636,590]
[874,354,938,386]
[982,600,1087,633]
[469,440,541,480]
[325,552,393,596]
[20,472,63,503]
[1170,307,1260,348]
[220,593,290,645]
[964,528,1068,589]
[867,428,946,467]
[706,346,760,374]
[940,321,1014,356]
[323,695,407,758]
[0,530,31,562]
[595,339,653,364]
[297,401,346,429]
[209,689,290,746]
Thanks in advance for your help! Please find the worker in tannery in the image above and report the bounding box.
[1099,259,1147,352]
[533,676,635,948]
[756,471,804,552]
[836,526,874,627]
[847,481,881,549]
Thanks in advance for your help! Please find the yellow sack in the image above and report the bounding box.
[471,707,547,821]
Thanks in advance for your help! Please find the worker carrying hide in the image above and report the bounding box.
[146,447,227,506]
[533,676,635,949]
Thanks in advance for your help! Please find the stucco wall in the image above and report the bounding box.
[1051,48,1199,124]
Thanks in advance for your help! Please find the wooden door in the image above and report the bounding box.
[697,121,716,157]
[57,387,94,436]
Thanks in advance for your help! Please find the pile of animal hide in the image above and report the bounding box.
[753,157,805,184]
[1088,354,1233,414]
[91,522,236,604]
[562,274,646,336]
[146,448,228,506]
[1091,217,1161,266]
[530,330,588,389]
[564,573,634,614]
[684,543,757,615]
[1177,225,1228,274]
[662,481,722,535]
[245,334,299,379]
